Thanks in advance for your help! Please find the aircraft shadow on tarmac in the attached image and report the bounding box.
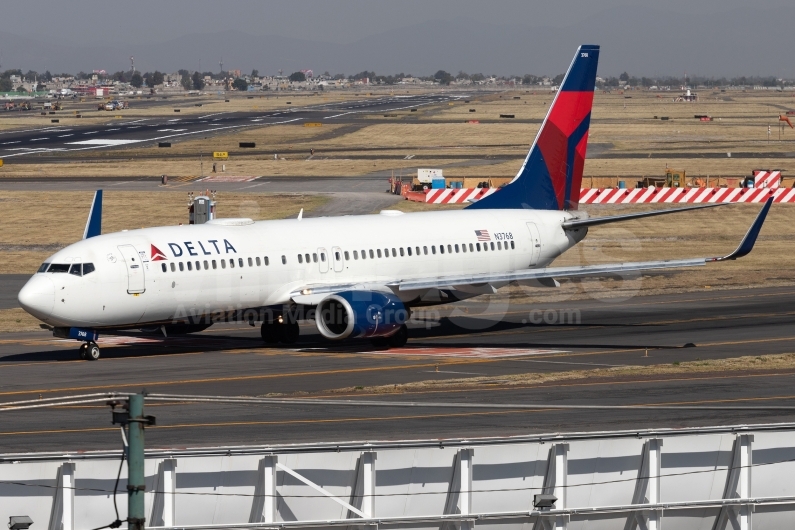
[1,317,689,363]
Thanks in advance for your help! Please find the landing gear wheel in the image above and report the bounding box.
[280,321,300,344]
[79,343,89,360]
[370,337,389,348]
[86,342,100,361]
[387,324,408,348]
[261,322,279,344]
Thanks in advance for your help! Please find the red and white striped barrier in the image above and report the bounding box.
[578,186,795,204]
[754,170,781,188]
[422,188,499,203]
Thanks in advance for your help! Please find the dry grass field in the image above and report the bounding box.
[0,190,328,274]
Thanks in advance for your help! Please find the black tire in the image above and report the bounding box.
[79,343,88,360]
[280,321,300,344]
[86,342,100,361]
[370,337,389,348]
[388,324,408,348]
[261,322,279,344]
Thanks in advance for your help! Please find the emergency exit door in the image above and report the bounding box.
[118,245,146,294]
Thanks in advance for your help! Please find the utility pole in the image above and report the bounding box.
[110,393,155,530]
[127,393,146,530]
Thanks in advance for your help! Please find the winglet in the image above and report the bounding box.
[298,208,303,221]
[709,197,772,262]
[82,190,102,239]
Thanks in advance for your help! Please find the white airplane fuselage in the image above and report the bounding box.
[18,208,587,329]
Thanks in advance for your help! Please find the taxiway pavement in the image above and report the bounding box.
[1,286,793,452]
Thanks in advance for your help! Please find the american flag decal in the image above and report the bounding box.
[474,230,491,241]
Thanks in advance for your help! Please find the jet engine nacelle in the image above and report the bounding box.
[315,290,408,340]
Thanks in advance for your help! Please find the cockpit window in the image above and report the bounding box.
[83,263,95,275]
[48,264,70,273]
[37,263,51,273]
[69,264,82,276]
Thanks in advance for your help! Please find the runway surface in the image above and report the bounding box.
[1,286,794,453]
[0,93,455,161]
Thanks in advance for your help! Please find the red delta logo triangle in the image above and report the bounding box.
[151,244,168,261]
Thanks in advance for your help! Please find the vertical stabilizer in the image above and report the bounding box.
[83,190,103,239]
[467,45,599,211]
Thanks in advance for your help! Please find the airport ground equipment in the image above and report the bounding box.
[4,420,795,529]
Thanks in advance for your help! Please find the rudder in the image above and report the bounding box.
[467,45,599,211]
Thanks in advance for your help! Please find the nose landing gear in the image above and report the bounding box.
[79,342,101,360]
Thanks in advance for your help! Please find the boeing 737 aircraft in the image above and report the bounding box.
[18,45,772,360]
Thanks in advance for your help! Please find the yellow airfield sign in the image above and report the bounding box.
[213,152,229,160]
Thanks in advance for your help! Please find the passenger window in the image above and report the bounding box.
[392,248,397,257]
[455,244,460,253]
[195,261,201,270]
[48,264,69,273]
[511,241,515,249]
[476,243,481,251]
[179,262,185,271]
[264,256,270,266]
[187,261,193,271]
[83,263,95,275]
[423,246,428,255]
[212,260,217,269]
[204,260,209,269]
[221,259,226,269]
[38,263,50,273]
[400,248,404,256]
[320,253,326,262]
[239,258,244,267]
[161,263,167,273]
[281,255,287,264]
[376,249,381,258]
[407,247,412,256]
[369,249,374,259]
[490,242,495,251]
[432,246,436,254]
[312,253,318,263]
[497,241,502,250]
[305,253,310,263]
[344,251,350,260]
[298,254,303,264]
[335,251,341,261]
[248,257,253,267]
[69,264,82,276]
[230,259,235,269]
[469,243,474,252]
[354,250,359,260]
[256,257,260,266]
[170,263,176,272]
[439,245,445,254]
[462,244,467,253]
[382,249,387,258]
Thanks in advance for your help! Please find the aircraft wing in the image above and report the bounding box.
[562,202,727,229]
[398,197,771,292]
[291,198,770,301]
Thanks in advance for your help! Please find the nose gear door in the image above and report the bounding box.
[117,244,146,294]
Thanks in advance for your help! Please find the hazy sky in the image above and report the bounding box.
[1,0,790,45]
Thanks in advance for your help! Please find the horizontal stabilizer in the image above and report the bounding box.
[82,190,103,239]
[562,203,726,229]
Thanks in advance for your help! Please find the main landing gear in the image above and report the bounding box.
[79,342,101,361]
[261,316,300,345]
[370,324,408,349]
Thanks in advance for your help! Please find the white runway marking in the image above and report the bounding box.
[82,131,99,135]
[30,138,49,141]
[1,141,21,145]
[365,347,567,359]
[57,134,73,138]
[66,139,142,146]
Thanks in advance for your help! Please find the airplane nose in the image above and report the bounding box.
[18,275,55,320]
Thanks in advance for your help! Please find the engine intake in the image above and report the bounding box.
[316,290,407,340]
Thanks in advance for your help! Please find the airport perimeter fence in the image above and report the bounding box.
[3,422,795,530]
